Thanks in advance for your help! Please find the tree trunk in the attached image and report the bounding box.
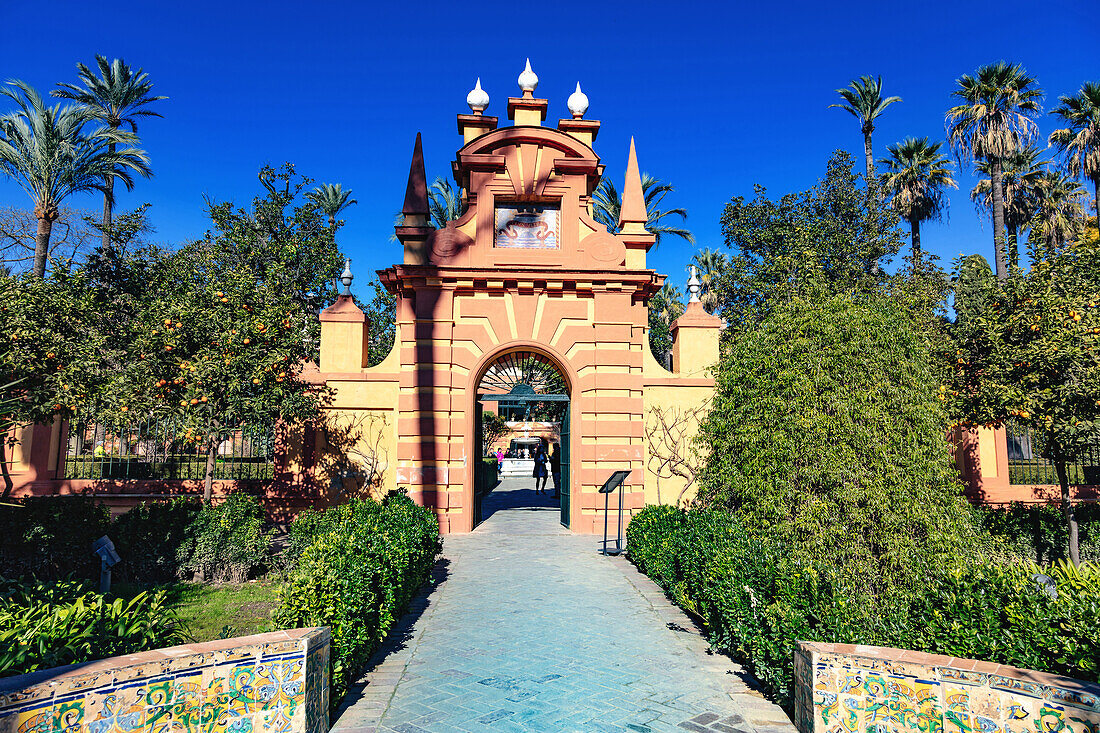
[203,434,218,503]
[1093,177,1099,235]
[1054,459,1080,566]
[33,212,54,278]
[910,217,921,271]
[102,137,116,251]
[1007,224,1019,273]
[863,130,874,183]
[0,433,13,499]
[990,158,1008,280]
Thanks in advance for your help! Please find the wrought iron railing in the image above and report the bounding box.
[61,416,276,482]
[1007,424,1100,486]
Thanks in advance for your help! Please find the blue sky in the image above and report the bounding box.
[1,0,1098,297]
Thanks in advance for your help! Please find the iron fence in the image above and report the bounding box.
[61,415,276,482]
[1007,424,1100,486]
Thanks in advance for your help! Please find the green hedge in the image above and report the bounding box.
[980,502,1100,564]
[274,494,442,710]
[627,504,1100,709]
[0,497,110,580]
[0,578,187,677]
[0,494,272,585]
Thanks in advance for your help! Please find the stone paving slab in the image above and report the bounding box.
[332,479,795,733]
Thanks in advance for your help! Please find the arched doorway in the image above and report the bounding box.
[472,350,571,528]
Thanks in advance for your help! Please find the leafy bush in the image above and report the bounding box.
[698,294,983,592]
[274,493,442,709]
[0,496,110,580]
[179,494,272,582]
[627,504,1100,708]
[980,502,1100,564]
[0,577,187,677]
[112,498,203,584]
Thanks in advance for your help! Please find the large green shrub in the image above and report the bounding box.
[112,498,203,584]
[0,496,111,580]
[274,494,441,709]
[0,578,187,677]
[627,505,1100,708]
[980,502,1100,564]
[179,494,271,582]
[698,294,982,592]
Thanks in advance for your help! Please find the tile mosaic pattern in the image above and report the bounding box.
[0,627,330,733]
[793,643,1100,733]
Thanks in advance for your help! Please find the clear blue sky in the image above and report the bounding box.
[2,0,1098,296]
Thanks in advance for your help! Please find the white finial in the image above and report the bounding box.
[340,258,353,296]
[567,82,589,119]
[466,77,489,115]
[687,265,701,303]
[518,58,539,93]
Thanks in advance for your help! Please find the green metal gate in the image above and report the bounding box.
[559,406,570,527]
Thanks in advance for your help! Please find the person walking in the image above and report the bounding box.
[494,447,504,471]
[533,439,549,495]
[549,442,562,498]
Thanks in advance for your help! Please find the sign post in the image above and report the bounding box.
[598,470,632,556]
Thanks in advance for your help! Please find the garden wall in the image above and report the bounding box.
[793,641,1100,733]
[0,627,330,733]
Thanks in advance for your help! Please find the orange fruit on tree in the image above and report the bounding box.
[252,378,261,384]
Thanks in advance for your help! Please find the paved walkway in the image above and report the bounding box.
[332,478,795,733]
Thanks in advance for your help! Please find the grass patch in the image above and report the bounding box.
[113,580,279,643]
[170,581,279,642]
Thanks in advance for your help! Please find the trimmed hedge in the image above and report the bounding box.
[627,504,1100,708]
[980,502,1100,564]
[0,578,186,677]
[0,494,272,585]
[274,493,442,710]
[0,496,110,580]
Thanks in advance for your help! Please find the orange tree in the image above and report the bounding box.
[0,269,105,497]
[948,238,1100,564]
[122,165,343,502]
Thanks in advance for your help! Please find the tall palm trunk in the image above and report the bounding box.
[33,209,55,278]
[990,157,1008,280]
[862,128,875,182]
[1093,177,1100,234]
[1055,459,1080,566]
[910,218,921,270]
[1007,224,1019,273]
[100,138,115,249]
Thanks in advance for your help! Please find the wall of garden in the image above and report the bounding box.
[0,628,330,733]
[793,642,1100,733]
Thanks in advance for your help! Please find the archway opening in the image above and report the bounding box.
[473,350,571,528]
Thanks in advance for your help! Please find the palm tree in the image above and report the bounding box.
[1029,169,1086,249]
[306,183,357,227]
[0,81,150,277]
[946,61,1044,280]
[591,175,694,248]
[52,56,166,251]
[428,177,466,228]
[690,248,728,313]
[880,137,957,268]
[970,145,1045,271]
[829,75,902,182]
[1049,81,1100,233]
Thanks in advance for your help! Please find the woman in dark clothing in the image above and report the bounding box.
[533,439,549,494]
[549,442,562,498]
